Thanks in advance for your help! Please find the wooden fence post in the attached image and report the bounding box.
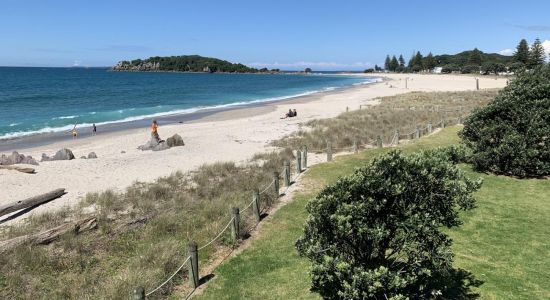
[231,207,240,241]
[441,118,446,128]
[273,171,279,197]
[327,141,332,161]
[302,146,307,169]
[377,135,383,148]
[415,126,420,139]
[476,78,479,90]
[353,140,358,153]
[296,150,302,174]
[428,123,432,134]
[252,189,261,222]
[188,241,199,288]
[283,161,290,187]
[346,106,349,112]
[458,115,462,124]
[132,287,145,300]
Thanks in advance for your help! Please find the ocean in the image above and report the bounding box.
[0,67,376,140]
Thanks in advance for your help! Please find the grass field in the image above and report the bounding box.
[197,127,550,300]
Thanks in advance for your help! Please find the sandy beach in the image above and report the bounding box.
[0,73,507,222]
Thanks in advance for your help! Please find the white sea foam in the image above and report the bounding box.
[53,115,79,120]
[8,123,21,127]
[0,78,379,140]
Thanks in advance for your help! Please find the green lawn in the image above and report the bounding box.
[197,127,550,300]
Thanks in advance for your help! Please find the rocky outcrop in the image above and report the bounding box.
[42,148,75,161]
[0,151,39,166]
[138,134,185,152]
[87,152,98,159]
[166,134,185,147]
[112,61,161,72]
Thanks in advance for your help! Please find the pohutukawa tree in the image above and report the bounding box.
[460,65,550,177]
[296,150,481,299]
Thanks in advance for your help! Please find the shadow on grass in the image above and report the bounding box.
[438,268,484,300]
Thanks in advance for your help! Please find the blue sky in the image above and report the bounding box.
[1,0,549,70]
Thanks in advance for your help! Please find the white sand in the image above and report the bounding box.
[0,74,507,222]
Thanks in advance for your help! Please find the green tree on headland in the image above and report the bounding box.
[304,67,312,73]
[468,48,483,66]
[398,54,405,67]
[514,39,530,65]
[528,38,546,68]
[424,52,436,71]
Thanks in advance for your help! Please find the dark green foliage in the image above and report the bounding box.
[304,68,312,73]
[398,55,406,67]
[514,39,530,64]
[363,68,374,73]
[460,65,550,177]
[424,52,436,70]
[296,150,481,299]
[434,50,513,69]
[384,55,391,70]
[460,65,479,74]
[528,38,546,68]
[116,55,261,73]
[468,48,483,66]
[481,62,506,75]
[390,56,399,71]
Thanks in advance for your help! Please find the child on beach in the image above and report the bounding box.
[71,124,78,139]
[151,120,160,142]
[92,124,97,136]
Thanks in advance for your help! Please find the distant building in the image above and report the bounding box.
[433,67,443,74]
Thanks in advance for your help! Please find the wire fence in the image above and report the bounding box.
[133,114,463,299]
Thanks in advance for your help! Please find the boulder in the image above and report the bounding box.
[87,152,98,159]
[41,153,51,162]
[52,148,75,161]
[0,154,8,165]
[9,151,24,164]
[80,156,87,159]
[21,156,39,166]
[121,151,126,154]
[166,134,185,147]
[138,137,160,151]
[152,142,170,151]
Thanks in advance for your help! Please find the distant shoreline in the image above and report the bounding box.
[0,79,378,152]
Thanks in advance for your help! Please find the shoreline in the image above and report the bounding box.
[0,77,377,152]
[0,73,508,224]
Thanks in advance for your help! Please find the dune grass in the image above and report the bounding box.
[0,149,296,299]
[273,89,498,150]
[197,127,550,300]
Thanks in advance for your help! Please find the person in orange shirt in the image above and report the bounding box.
[151,120,160,142]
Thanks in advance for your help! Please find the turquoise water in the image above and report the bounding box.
[0,67,376,139]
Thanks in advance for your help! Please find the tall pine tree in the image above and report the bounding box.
[514,39,530,64]
[384,55,391,70]
[528,38,546,68]
[424,52,436,71]
[398,55,405,67]
[390,55,399,71]
[412,51,423,71]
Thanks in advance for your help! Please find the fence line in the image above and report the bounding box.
[134,114,465,299]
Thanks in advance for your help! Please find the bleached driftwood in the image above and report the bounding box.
[0,188,65,218]
[0,217,97,253]
[0,165,35,174]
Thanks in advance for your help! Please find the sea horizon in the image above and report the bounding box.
[0,67,378,146]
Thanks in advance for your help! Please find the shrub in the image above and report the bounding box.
[296,150,481,299]
[460,65,550,177]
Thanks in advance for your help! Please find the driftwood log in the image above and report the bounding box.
[0,165,35,174]
[0,217,97,253]
[0,188,66,218]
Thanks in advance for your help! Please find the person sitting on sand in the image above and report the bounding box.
[293,109,297,117]
[151,120,161,142]
[71,124,78,139]
[281,109,293,119]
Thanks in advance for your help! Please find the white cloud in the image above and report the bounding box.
[498,49,514,56]
[543,40,550,56]
[247,61,374,71]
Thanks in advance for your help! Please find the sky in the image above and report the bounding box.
[1,0,549,70]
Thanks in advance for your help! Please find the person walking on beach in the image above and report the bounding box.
[71,124,78,139]
[92,123,97,136]
[151,120,160,142]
